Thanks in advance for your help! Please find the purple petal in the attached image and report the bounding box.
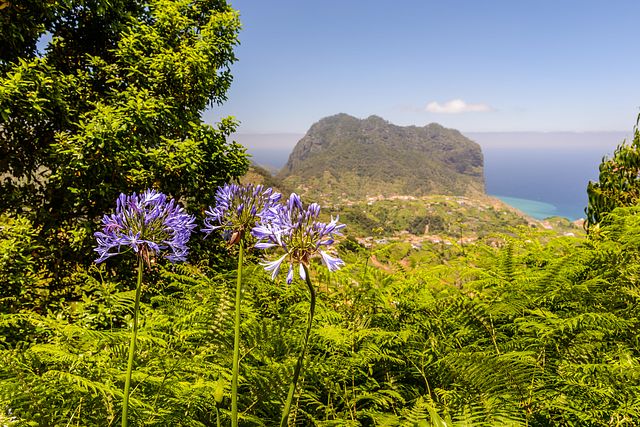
[320,251,345,272]
[288,193,303,211]
[261,255,286,280]
[255,242,277,250]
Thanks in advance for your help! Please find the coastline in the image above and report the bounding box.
[493,195,584,221]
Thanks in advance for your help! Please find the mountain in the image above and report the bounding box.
[238,122,582,243]
[278,114,484,201]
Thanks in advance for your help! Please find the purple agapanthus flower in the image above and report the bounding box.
[253,193,346,283]
[202,183,281,245]
[94,189,196,264]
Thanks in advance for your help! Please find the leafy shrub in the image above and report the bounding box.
[0,214,44,313]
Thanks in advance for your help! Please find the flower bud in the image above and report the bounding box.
[214,380,225,404]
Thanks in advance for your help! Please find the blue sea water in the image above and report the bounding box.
[482,147,606,220]
[492,196,560,219]
[246,148,291,170]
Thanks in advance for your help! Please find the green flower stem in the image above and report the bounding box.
[231,241,244,427]
[122,255,144,427]
[280,264,316,427]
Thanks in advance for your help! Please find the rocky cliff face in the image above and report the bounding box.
[278,113,484,200]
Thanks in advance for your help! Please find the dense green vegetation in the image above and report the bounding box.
[2,1,640,426]
[279,114,484,200]
[336,196,531,239]
[586,116,640,230]
[2,205,640,425]
[0,0,249,302]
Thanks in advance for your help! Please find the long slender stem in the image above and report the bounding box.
[280,264,316,427]
[122,256,144,427]
[231,242,244,427]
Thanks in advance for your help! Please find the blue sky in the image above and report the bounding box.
[204,0,640,134]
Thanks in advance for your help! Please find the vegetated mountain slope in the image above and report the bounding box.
[278,113,485,200]
[241,164,582,243]
[241,163,289,194]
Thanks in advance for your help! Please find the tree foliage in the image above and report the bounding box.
[0,214,46,315]
[585,115,640,229]
[0,0,248,289]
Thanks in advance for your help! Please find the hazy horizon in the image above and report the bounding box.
[235,129,630,165]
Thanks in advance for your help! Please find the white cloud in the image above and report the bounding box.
[425,99,492,114]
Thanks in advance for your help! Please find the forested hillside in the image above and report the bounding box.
[279,114,485,201]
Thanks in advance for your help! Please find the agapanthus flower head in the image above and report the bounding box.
[94,189,196,264]
[253,193,346,283]
[202,183,281,245]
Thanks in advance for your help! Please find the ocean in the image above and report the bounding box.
[473,132,628,220]
[239,131,629,221]
[482,146,604,220]
[492,196,560,219]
